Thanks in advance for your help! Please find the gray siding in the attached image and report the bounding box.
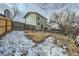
[25,13,37,26]
[24,12,51,31]
[36,14,50,31]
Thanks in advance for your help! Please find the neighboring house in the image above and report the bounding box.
[49,22,60,32]
[50,22,60,30]
[0,13,6,17]
[4,9,11,19]
[12,21,25,30]
[71,15,79,27]
[24,12,51,31]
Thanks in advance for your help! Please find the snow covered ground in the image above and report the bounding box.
[0,31,69,56]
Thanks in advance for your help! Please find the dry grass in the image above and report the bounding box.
[52,33,79,55]
[25,30,51,43]
[25,30,79,55]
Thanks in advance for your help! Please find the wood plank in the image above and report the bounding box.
[0,17,12,37]
[0,27,5,35]
[7,26,11,31]
[0,20,6,26]
[7,20,11,25]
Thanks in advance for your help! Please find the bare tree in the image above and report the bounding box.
[49,10,79,38]
[10,6,19,19]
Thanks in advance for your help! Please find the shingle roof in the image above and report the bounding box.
[0,13,5,17]
[23,12,47,20]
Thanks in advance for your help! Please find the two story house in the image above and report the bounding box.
[24,12,50,31]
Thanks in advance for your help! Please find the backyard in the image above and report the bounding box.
[0,30,79,56]
[0,31,69,56]
[25,30,79,55]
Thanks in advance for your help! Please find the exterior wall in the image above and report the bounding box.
[24,12,51,31]
[25,24,36,31]
[36,14,50,31]
[25,13,37,26]
[46,25,51,31]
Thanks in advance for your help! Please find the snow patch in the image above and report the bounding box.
[0,31,68,56]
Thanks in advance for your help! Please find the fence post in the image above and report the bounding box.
[11,20,13,30]
[5,19,7,33]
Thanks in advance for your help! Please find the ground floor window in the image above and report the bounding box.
[44,27,48,31]
[41,24,43,29]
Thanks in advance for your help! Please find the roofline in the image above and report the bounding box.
[4,9,10,11]
[13,20,25,24]
[0,13,6,17]
[23,12,48,20]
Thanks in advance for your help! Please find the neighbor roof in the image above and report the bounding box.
[0,13,5,17]
[23,12,47,20]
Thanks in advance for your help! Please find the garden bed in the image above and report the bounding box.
[25,30,51,43]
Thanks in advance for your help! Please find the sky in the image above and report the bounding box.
[1,3,79,22]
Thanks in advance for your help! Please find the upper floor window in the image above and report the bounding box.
[38,17,40,20]
[38,23,40,25]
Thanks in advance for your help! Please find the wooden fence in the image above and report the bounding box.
[12,21,25,30]
[0,16,26,37]
[0,16,12,37]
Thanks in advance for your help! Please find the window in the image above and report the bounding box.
[38,17,40,20]
[44,27,48,30]
[41,24,43,29]
[38,23,40,25]
[44,27,48,31]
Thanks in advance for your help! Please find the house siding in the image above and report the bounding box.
[36,14,50,31]
[25,24,36,30]
[24,12,51,31]
[25,13,37,26]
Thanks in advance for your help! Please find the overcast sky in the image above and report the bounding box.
[0,3,79,22]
